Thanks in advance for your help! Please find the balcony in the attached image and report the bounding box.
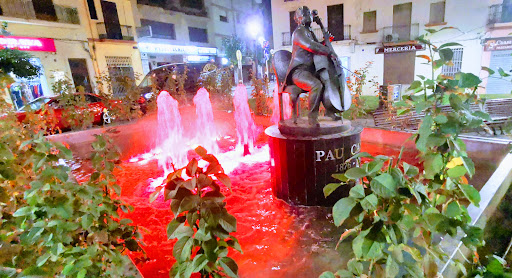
[281,25,352,47]
[0,0,79,24]
[55,5,80,24]
[137,0,207,17]
[136,25,176,40]
[488,4,512,25]
[97,23,134,41]
[381,23,419,44]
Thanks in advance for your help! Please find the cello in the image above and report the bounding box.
[311,9,348,113]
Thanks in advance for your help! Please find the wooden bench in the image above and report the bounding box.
[372,99,512,135]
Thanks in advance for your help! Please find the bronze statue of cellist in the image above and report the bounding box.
[282,6,346,126]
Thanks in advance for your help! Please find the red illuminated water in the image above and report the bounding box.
[271,83,292,124]
[233,84,258,152]
[70,108,422,278]
[156,91,187,171]
[193,88,219,154]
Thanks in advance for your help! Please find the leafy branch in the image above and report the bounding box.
[151,146,241,278]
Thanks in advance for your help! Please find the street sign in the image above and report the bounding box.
[375,44,424,54]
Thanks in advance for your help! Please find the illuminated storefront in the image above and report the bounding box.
[0,36,55,109]
[138,42,218,74]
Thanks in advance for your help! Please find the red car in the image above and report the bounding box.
[14,93,120,131]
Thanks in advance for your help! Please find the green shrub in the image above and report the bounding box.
[322,27,488,277]
[0,108,144,277]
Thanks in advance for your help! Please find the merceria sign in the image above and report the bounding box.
[0,36,56,52]
[375,44,424,54]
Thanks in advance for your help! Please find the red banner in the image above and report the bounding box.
[0,36,56,52]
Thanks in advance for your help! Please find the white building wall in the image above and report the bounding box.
[271,0,490,95]
[135,0,256,57]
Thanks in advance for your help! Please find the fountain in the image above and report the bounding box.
[156,90,187,172]
[233,83,257,155]
[271,83,292,124]
[266,8,362,206]
[193,88,219,155]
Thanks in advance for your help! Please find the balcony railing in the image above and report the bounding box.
[0,0,79,24]
[381,23,419,43]
[282,25,352,46]
[97,23,134,41]
[488,4,512,25]
[136,25,176,40]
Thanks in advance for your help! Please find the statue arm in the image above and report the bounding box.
[293,29,331,56]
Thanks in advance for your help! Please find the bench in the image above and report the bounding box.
[373,98,512,135]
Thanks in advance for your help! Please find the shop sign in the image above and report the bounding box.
[484,37,512,51]
[138,42,217,55]
[185,55,212,63]
[0,36,56,52]
[375,44,424,54]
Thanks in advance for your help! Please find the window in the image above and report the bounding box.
[106,56,135,98]
[188,27,208,43]
[87,0,98,19]
[137,0,167,8]
[363,11,377,33]
[33,0,57,21]
[429,1,445,24]
[141,19,176,39]
[180,0,204,10]
[441,48,463,77]
[219,10,228,22]
[236,12,241,23]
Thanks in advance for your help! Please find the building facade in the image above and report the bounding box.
[0,0,95,108]
[134,0,261,76]
[481,0,512,95]
[271,0,491,96]
[0,0,263,108]
[85,0,144,97]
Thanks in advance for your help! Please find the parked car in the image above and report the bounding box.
[14,93,120,131]
[137,63,203,111]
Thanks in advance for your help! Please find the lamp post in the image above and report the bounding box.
[246,16,263,79]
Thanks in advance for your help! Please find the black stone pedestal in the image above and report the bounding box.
[265,123,363,206]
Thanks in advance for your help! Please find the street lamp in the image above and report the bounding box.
[246,16,264,79]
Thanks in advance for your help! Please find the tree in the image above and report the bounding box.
[0,22,40,88]
[222,35,247,67]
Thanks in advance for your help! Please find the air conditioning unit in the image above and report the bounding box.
[384,33,399,42]
[137,26,152,38]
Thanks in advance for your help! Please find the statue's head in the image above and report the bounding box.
[294,6,312,26]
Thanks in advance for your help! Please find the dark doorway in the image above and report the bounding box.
[383,52,415,85]
[33,0,57,21]
[100,0,122,40]
[289,11,298,33]
[68,59,92,93]
[87,0,98,19]
[327,4,344,41]
[393,2,412,41]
